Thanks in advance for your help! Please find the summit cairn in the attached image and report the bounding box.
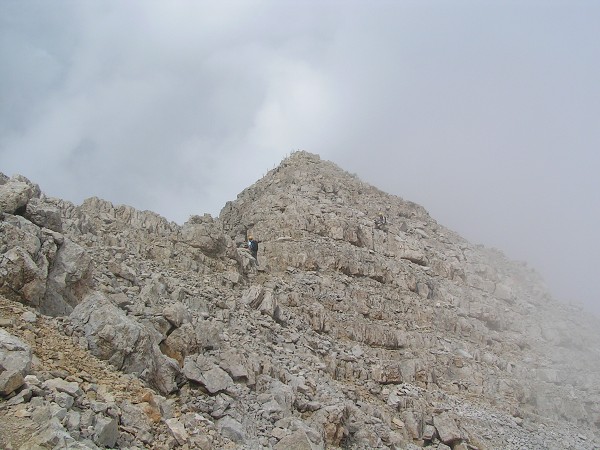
[1,152,599,449]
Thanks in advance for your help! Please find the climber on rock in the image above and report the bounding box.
[248,235,259,264]
[374,211,387,229]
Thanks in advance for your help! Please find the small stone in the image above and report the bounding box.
[271,427,288,439]
[90,400,109,413]
[217,416,246,444]
[54,392,74,409]
[65,410,81,431]
[94,415,119,448]
[274,429,315,450]
[21,311,37,323]
[32,405,52,425]
[80,410,96,428]
[24,374,41,386]
[14,407,32,418]
[433,412,461,444]
[423,424,436,440]
[392,417,405,429]
[166,417,189,445]
[43,378,83,397]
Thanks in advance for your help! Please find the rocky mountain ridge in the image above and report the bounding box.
[1,151,599,449]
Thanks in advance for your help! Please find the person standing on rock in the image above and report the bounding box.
[248,235,259,264]
[374,211,387,228]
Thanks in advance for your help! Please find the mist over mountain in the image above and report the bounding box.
[1,152,599,449]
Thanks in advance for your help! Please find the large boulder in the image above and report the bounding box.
[0,328,32,396]
[274,430,320,450]
[180,214,229,256]
[70,293,180,394]
[43,237,93,316]
[0,246,47,306]
[0,218,48,306]
[24,197,63,232]
[182,355,233,394]
[0,213,91,316]
[0,176,38,215]
[433,412,462,445]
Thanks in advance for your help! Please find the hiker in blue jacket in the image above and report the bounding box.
[248,235,259,263]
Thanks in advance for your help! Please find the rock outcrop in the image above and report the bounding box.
[0,328,32,396]
[1,152,599,449]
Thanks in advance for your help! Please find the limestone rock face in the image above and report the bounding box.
[433,412,462,444]
[0,206,92,315]
[0,328,32,396]
[180,214,230,256]
[43,237,93,316]
[0,176,39,215]
[24,197,63,232]
[70,293,180,394]
[0,217,48,305]
[1,155,600,450]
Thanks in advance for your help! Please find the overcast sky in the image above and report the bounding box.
[1,1,599,313]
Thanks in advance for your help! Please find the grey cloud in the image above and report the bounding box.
[1,1,599,313]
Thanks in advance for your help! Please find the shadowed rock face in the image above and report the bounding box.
[1,152,599,449]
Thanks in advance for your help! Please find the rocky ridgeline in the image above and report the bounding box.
[1,152,599,449]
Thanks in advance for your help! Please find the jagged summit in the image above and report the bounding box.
[224,150,429,226]
[1,162,600,449]
[221,151,432,245]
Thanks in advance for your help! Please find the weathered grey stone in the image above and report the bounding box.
[433,412,461,444]
[0,179,35,214]
[108,260,137,284]
[24,197,63,232]
[43,237,93,316]
[21,310,36,322]
[0,246,46,306]
[423,424,436,440]
[24,374,41,386]
[180,215,229,256]
[55,391,75,409]
[163,302,192,328]
[119,400,154,434]
[70,292,179,394]
[165,417,189,445]
[94,415,119,448]
[160,322,199,365]
[80,409,96,429]
[274,429,319,450]
[23,417,78,449]
[0,328,31,396]
[183,355,233,394]
[44,378,83,397]
[65,409,82,431]
[217,416,246,443]
[219,349,249,381]
[241,285,265,308]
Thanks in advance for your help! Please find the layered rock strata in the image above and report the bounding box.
[1,153,599,449]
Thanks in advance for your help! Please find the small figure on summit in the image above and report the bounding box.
[248,235,259,263]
